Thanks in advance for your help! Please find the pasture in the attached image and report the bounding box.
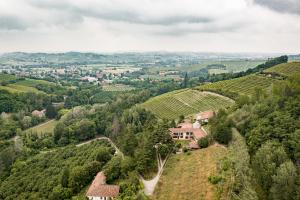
[264,62,300,77]
[198,74,279,97]
[141,89,234,120]
[152,145,228,200]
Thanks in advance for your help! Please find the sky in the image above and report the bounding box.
[0,0,300,53]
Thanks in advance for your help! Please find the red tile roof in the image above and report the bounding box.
[86,172,119,198]
[189,140,199,149]
[178,122,193,128]
[197,110,214,120]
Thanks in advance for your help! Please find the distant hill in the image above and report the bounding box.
[141,89,234,120]
[264,62,300,77]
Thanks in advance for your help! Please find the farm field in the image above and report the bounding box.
[264,62,300,77]
[152,145,228,200]
[15,79,56,87]
[0,84,42,93]
[25,119,58,135]
[148,59,265,73]
[141,89,234,120]
[198,74,280,97]
[102,84,135,92]
[0,74,18,81]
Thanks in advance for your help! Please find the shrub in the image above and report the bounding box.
[198,136,209,148]
[208,175,223,184]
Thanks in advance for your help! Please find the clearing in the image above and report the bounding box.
[141,89,234,120]
[25,119,58,135]
[152,145,228,200]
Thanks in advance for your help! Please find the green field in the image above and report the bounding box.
[198,74,279,97]
[0,84,42,93]
[141,89,234,119]
[25,120,58,135]
[148,59,265,73]
[0,74,54,93]
[0,74,18,81]
[264,62,300,77]
[152,145,228,200]
[102,84,135,92]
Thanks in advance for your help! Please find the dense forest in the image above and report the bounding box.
[222,74,300,200]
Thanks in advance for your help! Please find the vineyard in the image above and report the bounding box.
[197,74,279,97]
[141,89,234,119]
[264,62,300,77]
[102,84,135,92]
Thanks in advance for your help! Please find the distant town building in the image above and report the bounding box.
[86,171,119,200]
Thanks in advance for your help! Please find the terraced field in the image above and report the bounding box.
[141,89,234,119]
[264,62,300,76]
[198,74,279,97]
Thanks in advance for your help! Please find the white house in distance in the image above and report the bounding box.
[86,171,119,200]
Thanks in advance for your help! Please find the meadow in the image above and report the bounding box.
[152,145,228,200]
[141,89,234,120]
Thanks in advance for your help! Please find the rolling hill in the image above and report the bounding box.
[141,89,234,120]
[197,62,300,98]
[264,62,300,77]
[197,74,280,97]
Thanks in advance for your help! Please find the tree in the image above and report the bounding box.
[270,161,297,200]
[198,136,209,148]
[212,123,232,144]
[46,104,57,119]
[252,141,289,191]
[95,147,112,166]
[61,168,69,188]
[182,72,189,88]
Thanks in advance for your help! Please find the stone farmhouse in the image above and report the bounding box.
[86,171,119,200]
[169,110,215,149]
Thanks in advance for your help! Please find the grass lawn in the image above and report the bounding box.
[25,119,58,135]
[102,84,135,92]
[152,145,228,200]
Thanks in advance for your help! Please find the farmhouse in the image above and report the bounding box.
[31,109,46,118]
[86,171,119,200]
[196,110,215,123]
[169,121,207,149]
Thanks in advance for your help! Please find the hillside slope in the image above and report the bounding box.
[264,62,300,76]
[141,89,234,120]
[197,74,280,97]
[152,145,228,200]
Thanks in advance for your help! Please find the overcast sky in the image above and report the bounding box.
[0,0,300,53]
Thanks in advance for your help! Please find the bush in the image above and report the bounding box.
[198,136,209,148]
[208,175,223,184]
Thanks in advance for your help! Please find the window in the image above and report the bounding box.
[180,136,183,138]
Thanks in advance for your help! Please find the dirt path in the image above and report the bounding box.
[141,151,170,196]
[76,136,124,158]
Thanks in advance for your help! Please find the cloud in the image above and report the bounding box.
[253,0,300,15]
[0,0,300,53]
[0,16,27,30]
